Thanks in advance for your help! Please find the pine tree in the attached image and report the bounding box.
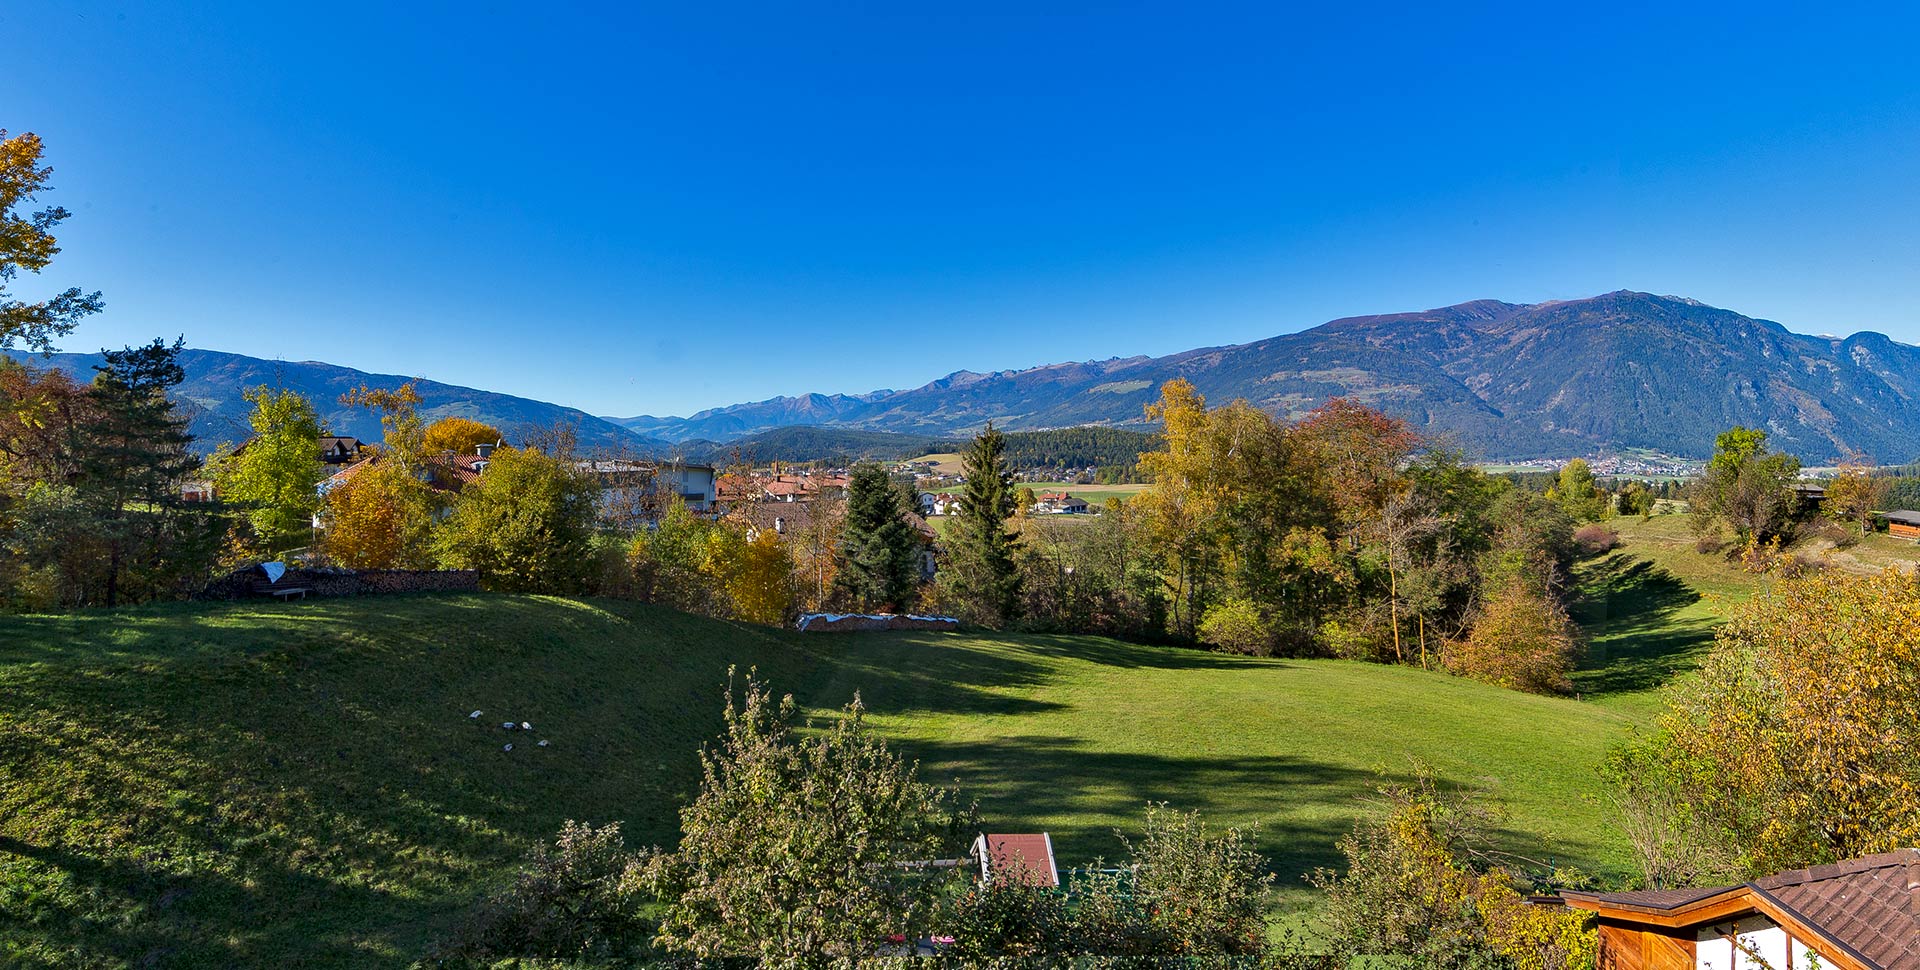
[945,422,1022,625]
[832,463,921,611]
[76,338,205,605]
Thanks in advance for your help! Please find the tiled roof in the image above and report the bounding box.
[977,833,1058,888]
[1565,849,1920,970]
[1752,850,1920,970]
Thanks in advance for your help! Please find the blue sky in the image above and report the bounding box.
[8,2,1920,417]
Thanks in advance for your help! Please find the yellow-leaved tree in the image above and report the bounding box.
[423,416,504,455]
[1619,569,1920,877]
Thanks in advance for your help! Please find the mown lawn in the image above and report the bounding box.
[4,594,1643,968]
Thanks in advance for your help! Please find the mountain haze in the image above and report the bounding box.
[614,292,1920,462]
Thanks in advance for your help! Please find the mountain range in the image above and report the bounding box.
[20,291,1920,463]
[20,349,672,456]
[611,291,1920,462]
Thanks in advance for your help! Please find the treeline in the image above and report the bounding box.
[997,426,1158,473]
[936,383,1605,695]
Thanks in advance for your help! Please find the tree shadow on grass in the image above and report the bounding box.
[1570,553,1718,697]
[892,734,1598,899]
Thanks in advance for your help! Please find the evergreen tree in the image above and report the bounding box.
[75,338,208,605]
[832,463,921,611]
[944,422,1022,625]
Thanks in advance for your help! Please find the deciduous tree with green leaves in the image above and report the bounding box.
[1690,426,1801,541]
[210,386,325,553]
[434,445,599,593]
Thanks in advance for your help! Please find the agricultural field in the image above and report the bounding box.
[1015,480,1150,505]
[2,590,1665,967]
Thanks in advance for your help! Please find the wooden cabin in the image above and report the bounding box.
[1884,510,1920,541]
[1557,848,1918,970]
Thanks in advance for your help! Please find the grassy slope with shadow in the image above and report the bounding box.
[4,594,1636,968]
[1570,515,1770,715]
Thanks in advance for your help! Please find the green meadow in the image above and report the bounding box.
[0,520,1763,967]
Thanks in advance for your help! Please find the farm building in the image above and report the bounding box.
[1883,510,1920,541]
[1557,848,1919,970]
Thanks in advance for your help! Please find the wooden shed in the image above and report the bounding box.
[1557,848,1919,970]
[1883,510,1920,541]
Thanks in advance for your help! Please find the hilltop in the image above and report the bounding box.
[2,595,1644,967]
[615,292,1920,462]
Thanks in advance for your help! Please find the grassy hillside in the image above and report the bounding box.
[3,595,1641,968]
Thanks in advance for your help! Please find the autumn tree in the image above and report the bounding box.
[1690,426,1801,541]
[941,422,1022,626]
[1290,396,1422,550]
[210,386,325,552]
[1823,454,1885,538]
[832,463,922,612]
[1445,581,1580,695]
[342,382,426,469]
[647,675,973,963]
[1312,776,1595,968]
[423,415,504,455]
[1,130,103,352]
[1634,570,1920,875]
[435,445,600,593]
[323,381,438,567]
[320,462,437,569]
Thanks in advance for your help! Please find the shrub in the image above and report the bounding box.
[426,821,655,967]
[1124,804,1274,954]
[1446,583,1579,695]
[1311,776,1595,969]
[1570,524,1618,556]
[1694,533,1725,555]
[1198,596,1274,656]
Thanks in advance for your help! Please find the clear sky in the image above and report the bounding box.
[8,2,1920,417]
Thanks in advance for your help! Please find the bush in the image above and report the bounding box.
[1571,524,1618,556]
[1311,775,1595,969]
[1198,596,1274,656]
[426,821,655,967]
[1446,583,1580,695]
[1694,533,1725,555]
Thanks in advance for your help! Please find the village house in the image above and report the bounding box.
[1033,490,1090,515]
[582,458,716,520]
[1556,848,1920,970]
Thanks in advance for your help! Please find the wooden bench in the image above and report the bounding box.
[249,577,312,601]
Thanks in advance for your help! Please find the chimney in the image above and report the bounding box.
[476,441,497,458]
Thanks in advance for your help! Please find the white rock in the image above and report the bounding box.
[520,722,532,730]
[469,710,482,718]
[502,722,515,730]
[503,743,514,752]
[537,740,549,747]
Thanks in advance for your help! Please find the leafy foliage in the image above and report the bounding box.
[1445,582,1580,696]
[320,461,437,568]
[1312,776,1594,969]
[434,446,600,593]
[427,821,656,967]
[209,385,325,552]
[1635,569,1920,875]
[422,416,504,456]
[648,674,973,963]
[1690,426,1802,541]
[1,130,104,352]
